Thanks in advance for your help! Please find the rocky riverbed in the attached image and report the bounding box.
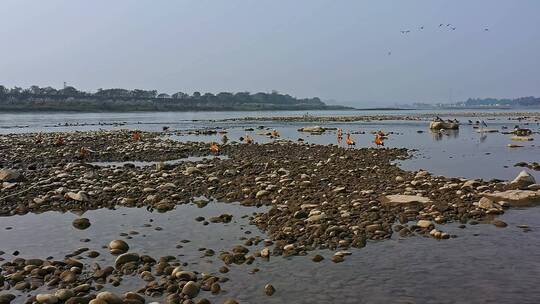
[1,130,540,304]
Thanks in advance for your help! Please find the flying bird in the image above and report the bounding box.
[484,28,489,31]
[451,27,456,30]
[439,24,444,27]
[420,26,424,30]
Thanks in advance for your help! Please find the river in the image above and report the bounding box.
[0,109,539,303]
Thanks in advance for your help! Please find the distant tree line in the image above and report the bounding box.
[403,96,540,109]
[0,85,343,112]
[460,97,540,107]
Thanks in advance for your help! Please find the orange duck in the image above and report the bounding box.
[210,142,219,154]
[345,132,355,148]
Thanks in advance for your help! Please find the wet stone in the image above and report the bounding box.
[72,218,91,230]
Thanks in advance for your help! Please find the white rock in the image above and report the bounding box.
[416,220,433,228]
[380,195,432,206]
[528,184,540,191]
[283,244,295,251]
[64,191,89,202]
[510,170,536,189]
[482,190,540,207]
[298,126,325,133]
[477,197,502,210]
[36,294,59,304]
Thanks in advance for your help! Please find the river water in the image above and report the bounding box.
[0,110,539,303]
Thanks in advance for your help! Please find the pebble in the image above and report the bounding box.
[96,291,123,304]
[72,218,91,230]
[331,255,344,263]
[416,220,433,228]
[264,284,276,296]
[108,240,129,255]
[36,294,59,304]
[312,254,324,262]
[182,281,200,298]
[54,289,74,301]
[493,220,508,228]
[0,294,16,304]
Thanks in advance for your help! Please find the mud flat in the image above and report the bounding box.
[1,130,539,303]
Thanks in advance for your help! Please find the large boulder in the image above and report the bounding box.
[477,197,502,210]
[380,195,432,206]
[429,121,459,130]
[482,190,540,207]
[298,126,325,133]
[511,136,533,141]
[0,169,23,182]
[509,170,536,190]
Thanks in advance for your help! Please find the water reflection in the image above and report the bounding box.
[430,129,459,141]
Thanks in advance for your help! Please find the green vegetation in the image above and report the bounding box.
[0,85,350,112]
[459,97,540,107]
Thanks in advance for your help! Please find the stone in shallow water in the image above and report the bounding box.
[96,292,122,304]
[493,220,508,228]
[0,294,16,304]
[265,284,276,296]
[482,190,540,207]
[182,281,200,298]
[380,195,432,206]
[114,252,139,268]
[36,294,59,304]
[72,218,91,230]
[477,197,502,210]
[509,170,536,190]
[108,240,129,255]
[312,254,324,262]
[416,220,433,228]
[298,126,325,133]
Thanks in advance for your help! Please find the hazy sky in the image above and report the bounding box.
[1,0,539,106]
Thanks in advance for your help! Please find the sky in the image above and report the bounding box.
[1,0,539,107]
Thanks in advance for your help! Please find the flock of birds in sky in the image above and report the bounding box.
[400,23,489,34]
[388,24,490,55]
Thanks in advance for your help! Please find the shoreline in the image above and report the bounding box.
[223,111,540,122]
